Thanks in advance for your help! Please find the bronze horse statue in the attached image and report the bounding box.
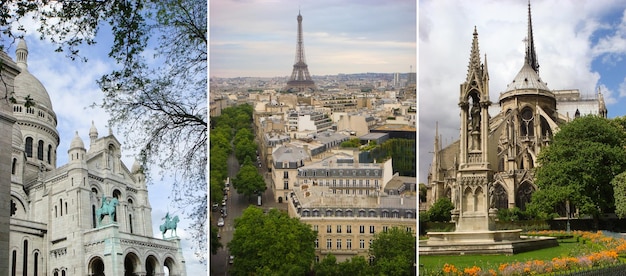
[96,196,119,227]
[160,213,179,238]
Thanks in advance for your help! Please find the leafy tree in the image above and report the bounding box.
[337,256,372,275]
[369,227,416,275]
[419,183,427,203]
[340,138,361,148]
[529,115,626,225]
[314,254,340,276]
[228,207,316,275]
[612,171,626,218]
[314,254,373,276]
[210,224,222,255]
[2,0,208,261]
[427,197,454,222]
[232,163,266,198]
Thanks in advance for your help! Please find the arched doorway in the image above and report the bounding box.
[124,252,141,276]
[164,257,177,276]
[145,255,159,276]
[88,257,105,276]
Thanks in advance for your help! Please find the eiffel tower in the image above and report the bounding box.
[285,11,316,92]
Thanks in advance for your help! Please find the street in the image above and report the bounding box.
[210,146,286,275]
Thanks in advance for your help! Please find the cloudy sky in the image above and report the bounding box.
[419,0,626,183]
[9,21,206,275]
[210,0,417,78]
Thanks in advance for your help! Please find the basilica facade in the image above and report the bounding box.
[5,40,186,275]
[426,4,608,216]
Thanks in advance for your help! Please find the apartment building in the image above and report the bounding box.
[287,185,416,262]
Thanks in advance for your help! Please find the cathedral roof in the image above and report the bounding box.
[503,62,550,92]
[14,39,54,112]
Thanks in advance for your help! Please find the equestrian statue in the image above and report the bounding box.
[96,195,119,227]
[160,212,180,239]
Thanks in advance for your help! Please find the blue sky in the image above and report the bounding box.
[210,0,417,78]
[8,16,206,275]
[419,0,626,183]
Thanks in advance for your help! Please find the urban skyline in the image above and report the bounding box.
[209,0,417,78]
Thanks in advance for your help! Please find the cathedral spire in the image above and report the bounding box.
[525,1,539,73]
[466,26,482,81]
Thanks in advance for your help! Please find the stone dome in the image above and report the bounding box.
[12,123,23,148]
[69,131,85,150]
[504,63,550,92]
[89,120,98,138]
[13,39,54,112]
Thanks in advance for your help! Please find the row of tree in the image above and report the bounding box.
[228,207,416,275]
[421,116,626,234]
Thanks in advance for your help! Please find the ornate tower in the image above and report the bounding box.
[285,11,316,92]
[452,26,495,231]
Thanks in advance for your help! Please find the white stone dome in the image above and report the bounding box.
[69,131,85,150]
[13,39,54,112]
[12,123,23,148]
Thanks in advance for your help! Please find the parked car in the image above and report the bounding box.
[217,217,224,227]
[212,203,219,211]
[229,255,234,264]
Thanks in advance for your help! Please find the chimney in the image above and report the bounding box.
[353,150,359,168]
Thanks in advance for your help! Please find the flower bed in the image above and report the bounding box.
[438,231,625,275]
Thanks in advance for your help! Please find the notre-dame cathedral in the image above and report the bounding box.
[426,3,607,215]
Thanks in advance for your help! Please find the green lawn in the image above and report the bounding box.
[419,238,596,275]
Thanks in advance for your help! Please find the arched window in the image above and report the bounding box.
[47,144,52,164]
[37,140,44,160]
[25,137,33,157]
[520,108,534,137]
[494,184,509,210]
[325,210,332,217]
[359,210,366,217]
[34,252,38,276]
[368,210,376,217]
[59,199,63,216]
[108,144,115,172]
[129,214,133,234]
[346,210,353,217]
[11,250,16,276]
[516,182,535,211]
[11,158,16,175]
[92,205,97,228]
[23,240,28,275]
